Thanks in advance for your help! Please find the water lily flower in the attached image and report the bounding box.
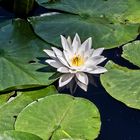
[44,33,107,91]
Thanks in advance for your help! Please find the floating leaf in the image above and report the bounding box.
[0,86,57,131]
[122,41,140,67]
[0,19,56,92]
[101,61,140,109]
[37,0,49,3]
[0,131,42,140]
[30,0,140,49]
[0,91,15,106]
[37,0,140,23]
[15,94,101,140]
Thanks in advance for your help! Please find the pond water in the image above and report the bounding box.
[0,4,140,140]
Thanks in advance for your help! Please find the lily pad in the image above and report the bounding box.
[0,131,42,140]
[39,0,140,23]
[101,61,140,109]
[122,41,140,67]
[0,85,57,131]
[29,0,140,49]
[0,19,56,92]
[37,0,49,3]
[15,94,101,140]
[0,91,15,106]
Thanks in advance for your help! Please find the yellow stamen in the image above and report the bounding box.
[71,55,84,66]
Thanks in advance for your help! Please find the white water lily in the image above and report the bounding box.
[44,33,107,91]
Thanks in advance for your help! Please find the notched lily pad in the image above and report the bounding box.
[0,86,57,131]
[122,41,140,67]
[101,61,140,109]
[15,94,101,140]
[30,0,140,49]
[0,19,56,92]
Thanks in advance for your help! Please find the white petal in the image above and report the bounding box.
[85,37,92,50]
[88,67,107,74]
[67,36,72,45]
[43,49,56,58]
[77,81,87,91]
[61,35,70,51]
[45,59,63,68]
[85,56,106,67]
[85,48,94,55]
[78,37,92,54]
[57,67,69,73]
[59,74,74,87]
[66,36,73,55]
[51,47,63,57]
[57,54,70,67]
[88,37,92,49]
[76,72,88,85]
[92,56,107,65]
[84,49,94,60]
[80,67,95,72]
[63,50,71,65]
[72,33,81,53]
[92,48,104,57]
[51,47,70,67]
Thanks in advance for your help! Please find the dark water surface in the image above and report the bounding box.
[0,5,140,140]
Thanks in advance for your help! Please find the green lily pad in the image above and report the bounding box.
[30,0,140,49]
[0,19,56,92]
[101,41,140,110]
[122,41,140,67]
[15,94,101,140]
[37,0,49,3]
[0,131,42,140]
[0,85,57,131]
[42,0,140,23]
[0,91,15,106]
[101,61,140,109]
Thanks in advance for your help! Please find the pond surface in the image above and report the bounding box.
[0,5,140,140]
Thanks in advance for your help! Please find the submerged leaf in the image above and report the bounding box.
[14,0,35,15]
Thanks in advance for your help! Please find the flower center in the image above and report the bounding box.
[71,55,84,66]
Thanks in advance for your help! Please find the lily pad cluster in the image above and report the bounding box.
[0,0,140,139]
[33,0,140,49]
[0,86,101,139]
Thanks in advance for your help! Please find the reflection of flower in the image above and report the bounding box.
[44,33,107,91]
